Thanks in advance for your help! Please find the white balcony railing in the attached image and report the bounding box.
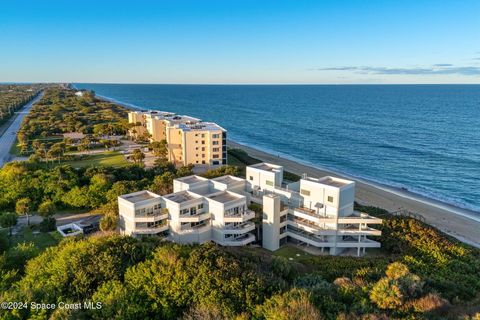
[220,233,255,246]
[222,221,255,234]
[178,212,211,223]
[224,210,255,222]
[134,224,169,234]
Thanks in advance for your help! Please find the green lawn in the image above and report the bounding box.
[39,151,129,168]
[65,151,128,168]
[273,245,314,263]
[1,227,62,251]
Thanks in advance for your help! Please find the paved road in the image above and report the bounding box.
[0,92,44,168]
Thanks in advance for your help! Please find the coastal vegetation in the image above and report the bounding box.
[0,84,43,127]
[0,216,479,319]
[14,86,129,157]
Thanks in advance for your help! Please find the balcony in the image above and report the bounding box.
[134,223,169,235]
[285,227,330,247]
[287,218,336,235]
[292,207,337,224]
[178,222,211,234]
[337,226,382,236]
[135,208,169,222]
[219,233,255,246]
[221,221,255,234]
[335,239,381,248]
[337,213,383,224]
[178,211,211,223]
[224,210,255,223]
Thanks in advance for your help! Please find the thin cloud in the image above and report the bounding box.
[315,65,480,76]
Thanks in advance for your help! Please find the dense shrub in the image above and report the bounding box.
[38,217,56,232]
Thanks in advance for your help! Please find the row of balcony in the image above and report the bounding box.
[286,215,381,236]
[285,226,380,248]
[291,207,382,225]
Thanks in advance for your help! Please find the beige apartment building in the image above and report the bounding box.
[128,111,227,167]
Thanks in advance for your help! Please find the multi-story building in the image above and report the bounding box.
[249,165,383,256]
[118,162,382,256]
[119,174,256,246]
[127,110,226,167]
[118,190,169,238]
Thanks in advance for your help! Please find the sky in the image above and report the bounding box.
[0,0,479,84]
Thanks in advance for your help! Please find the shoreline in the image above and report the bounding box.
[228,140,480,249]
[81,87,480,248]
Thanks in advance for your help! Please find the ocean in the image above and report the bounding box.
[75,84,480,213]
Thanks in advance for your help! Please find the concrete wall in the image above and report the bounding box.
[262,194,281,251]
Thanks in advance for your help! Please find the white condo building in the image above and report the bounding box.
[119,174,256,246]
[118,162,382,256]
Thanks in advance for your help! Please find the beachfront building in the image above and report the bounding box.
[118,190,170,238]
[127,110,227,168]
[118,162,382,256]
[247,163,383,256]
[118,174,256,246]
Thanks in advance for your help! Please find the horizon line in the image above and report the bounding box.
[2,81,480,86]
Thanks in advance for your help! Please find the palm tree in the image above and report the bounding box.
[16,198,32,226]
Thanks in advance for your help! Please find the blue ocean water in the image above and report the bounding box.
[75,84,480,213]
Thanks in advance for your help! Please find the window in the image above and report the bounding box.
[202,147,205,151]
[265,180,273,186]
[198,204,204,209]
[202,154,205,158]
[300,189,311,196]
[249,176,253,181]
[212,134,220,138]
[202,160,205,164]
[213,154,219,159]
[327,196,334,203]
[201,134,205,138]
[213,147,219,152]
[212,141,219,145]
[201,140,205,144]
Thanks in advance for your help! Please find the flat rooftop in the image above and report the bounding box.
[167,115,201,124]
[317,176,353,188]
[177,122,225,132]
[211,175,244,186]
[175,175,208,185]
[249,162,283,172]
[164,191,200,203]
[121,191,159,203]
[208,191,242,204]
